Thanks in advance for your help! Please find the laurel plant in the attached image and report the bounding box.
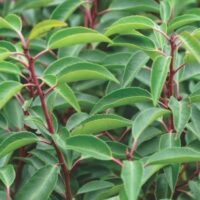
[1,0,200,200]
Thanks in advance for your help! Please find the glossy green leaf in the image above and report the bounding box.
[146,147,200,165]
[66,112,89,131]
[90,87,151,115]
[0,165,15,187]
[0,61,21,75]
[111,34,156,52]
[71,114,131,135]
[44,56,83,76]
[51,0,83,21]
[43,75,80,112]
[179,32,200,63]
[122,51,149,87]
[48,27,112,49]
[109,0,159,13]
[54,135,112,160]
[168,14,200,32]
[28,19,66,40]
[121,161,143,200]
[0,81,23,110]
[168,97,191,133]
[132,108,170,141]
[15,165,59,200]
[77,180,114,194]
[0,132,38,158]
[0,14,22,32]
[151,56,171,106]
[160,0,172,23]
[105,15,156,36]
[159,134,180,192]
[57,62,119,83]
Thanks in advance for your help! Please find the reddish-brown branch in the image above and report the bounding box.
[22,44,73,200]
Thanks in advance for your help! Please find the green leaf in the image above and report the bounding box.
[105,15,156,36]
[189,89,200,103]
[0,47,11,61]
[0,165,15,187]
[160,0,172,23]
[146,147,200,165]
[0,81,23,110]
[51,0,83,21]
[28,19,66,41]
[43,75,80,112]
[111,34,156,52]
[90,87,151,115]
[77,180,114,194]
[0,61,21,75]
[151,56,171,106]
[168,97,191,133]
[122,51,149,87]
[48,27,112,49]
[159,134,180,192]
[168,14,200,32]
[57,62,119,83]
[109,0,159,13]
[44,56,83,76]
[54,135,112,160]
[15,165,59,200]
[179,32,200,63]
[0,14,22,32]
[71,114,131,135]
[0,132,38,158]
[132,108,170,141]
[121,161,143,200]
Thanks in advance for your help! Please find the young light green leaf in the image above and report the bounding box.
[151,56,171,106]
[77,180,114,194]
[0,165,15,187]
[146,147,200,165]
[51,0,83,21]
[71,114,131,135]
[0,132,38,158]
[168,97,191,134]
[15,165,59,200]
[105,15,156,36]
[121,161,143,200]
[48,27,112,49]
[122,51,149,87]
[54,135,112,160]
[0,47,11,61]
[179,32,200,63]
[0,81,23,110]
[132,108,170,141]
[43,75,80,112]
[0,61,21,75]
[168,14,200,32]
[90,87,151,115]
[57,62,119,84]
[28,19,66,40]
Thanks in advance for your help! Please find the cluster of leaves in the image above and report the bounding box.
[1,0,200,199]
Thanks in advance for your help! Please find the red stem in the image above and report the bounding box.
[23,47,73,200]
[167,35,177,132]
[6,187,11,200]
